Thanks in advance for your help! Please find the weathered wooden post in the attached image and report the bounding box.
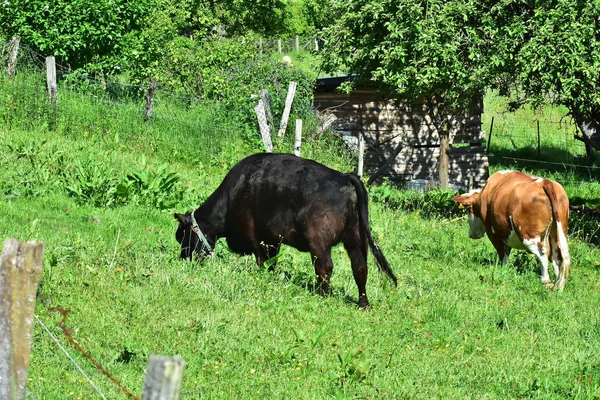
[278,81,297,137]
[46,56,57,105]
[0,239,44,400]
[255,99,273,152]
[7,36,20,77]
[314,36,319,52]
[294,119,302,157]
[144,77,158,122]
[259,90,274,133]
[295,35,299,52]
[142,356,185,400]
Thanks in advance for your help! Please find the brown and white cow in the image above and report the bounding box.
[453,170,571,290]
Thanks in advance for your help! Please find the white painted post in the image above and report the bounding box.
[142,356,185,400]
[278,39,282,54]
[46,56,57,105]
[295,35,299,52]
[358,133,365,177]
[278,81,297,137]
[0,239,44,400]
[294,119,303,157]
[314,36,319,52]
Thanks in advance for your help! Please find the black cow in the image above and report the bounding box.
[174,153,397,308]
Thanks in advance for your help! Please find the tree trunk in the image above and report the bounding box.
[571,110,600,159]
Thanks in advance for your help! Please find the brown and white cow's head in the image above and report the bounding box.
[453,190,486,239]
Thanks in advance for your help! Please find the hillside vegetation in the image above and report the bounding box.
[1,64,600,399]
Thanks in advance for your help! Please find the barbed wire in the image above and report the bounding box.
[35,315,109,400]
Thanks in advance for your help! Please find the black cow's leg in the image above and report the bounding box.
[311,250,334,297]
[252,242,280,271]
[344,239,369,309]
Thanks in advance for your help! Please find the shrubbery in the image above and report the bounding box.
[2,139,185,210]
[369,180,460,218]
[158,36,315,136]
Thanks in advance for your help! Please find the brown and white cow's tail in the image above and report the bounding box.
[348,174,398,286]
[542,179,571,290]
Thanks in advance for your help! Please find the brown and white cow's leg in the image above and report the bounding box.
[553,221,571,291]
[521,237,553,289]
[488,235,510,265]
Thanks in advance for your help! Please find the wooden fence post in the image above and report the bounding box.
[7,36,20,77]
[142,356,185,400]
[537,120,541,160]
[278,39,282,54]
[357,133,365,177]
[486,116,494,150]
[259,90,274,133]
[278,81,297,137]
[314,36,319,52]
[255,99,273,152]
[294,119,302,157]
[0,239,44,400]
[295,35,299,52]
[45,56,57,105]
[144,77,158,122]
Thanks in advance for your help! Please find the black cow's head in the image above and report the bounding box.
[173,212,215,260]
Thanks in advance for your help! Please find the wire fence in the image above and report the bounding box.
[482,111,599,173]
[0,40,253,169]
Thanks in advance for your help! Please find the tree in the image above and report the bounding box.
[483,0,600,158]
[320,0,489,187]
[320,0,600,161]
[0,0,162,70]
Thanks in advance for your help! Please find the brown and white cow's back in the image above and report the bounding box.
[454,170,571,290]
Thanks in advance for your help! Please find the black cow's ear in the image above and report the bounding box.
[174,213,188,224]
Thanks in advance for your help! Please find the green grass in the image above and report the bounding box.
[2,79,600,399]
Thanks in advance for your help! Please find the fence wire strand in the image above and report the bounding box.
[35,315,108,400]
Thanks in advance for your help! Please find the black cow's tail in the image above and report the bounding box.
[347,174,398,286]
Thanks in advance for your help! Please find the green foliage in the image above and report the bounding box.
[120,163,183,210]
[484,1,600,113]
[0,0,161,71]
[320,0,487,108]
[2,82,600,398]
[161,36,316,136]
[62,159,185,210]
[369,181,459,218]
[65,158,120,208]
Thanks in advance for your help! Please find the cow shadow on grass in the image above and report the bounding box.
[271,267,360,307]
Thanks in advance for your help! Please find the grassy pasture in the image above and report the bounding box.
[1,77,600,399]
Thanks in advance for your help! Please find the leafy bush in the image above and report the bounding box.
[160,36,315,137]
[2,136,185,210]
[369,180,459,219]
[117,163,183,210]
[65,159,120,208]
[63,159,185,210]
